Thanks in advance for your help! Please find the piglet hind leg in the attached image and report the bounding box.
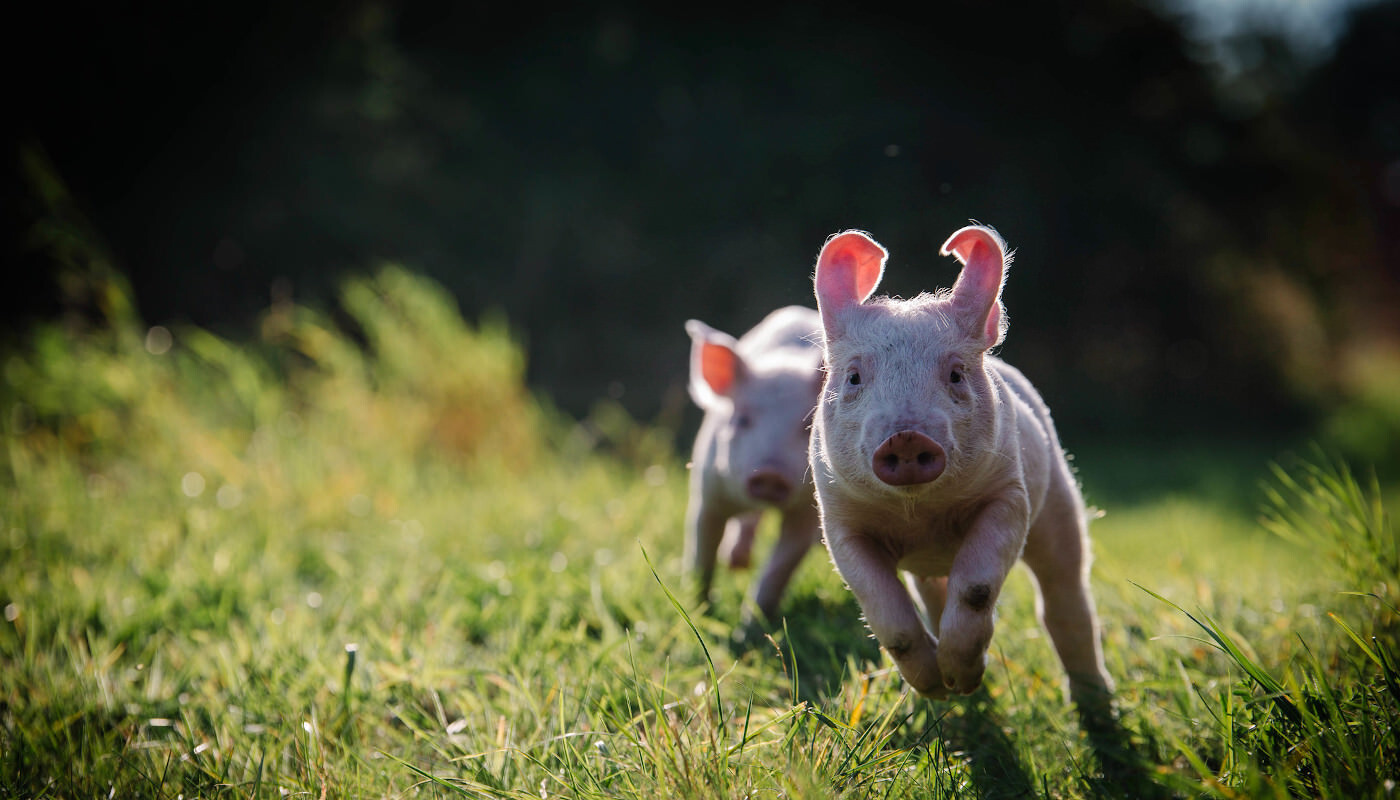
[1022,503,1114,715]
[909,574,949,636]
[720,512,761,570]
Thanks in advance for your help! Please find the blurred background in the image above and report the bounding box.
[7,0,1399,472]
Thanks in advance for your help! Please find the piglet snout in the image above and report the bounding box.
[746,470,794,504]
[872,431,946,486]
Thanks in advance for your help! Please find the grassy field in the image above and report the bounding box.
[2,267,1396,798]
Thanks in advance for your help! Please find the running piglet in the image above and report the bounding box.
[685,306,824,623]
[809,226,1112,712]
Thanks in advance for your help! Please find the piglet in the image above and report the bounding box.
[809,226,1112,711]
[685,306,824,623]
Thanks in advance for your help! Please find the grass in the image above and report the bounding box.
[2,262,1396,798]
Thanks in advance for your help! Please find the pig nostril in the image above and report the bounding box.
[917,452,933,466]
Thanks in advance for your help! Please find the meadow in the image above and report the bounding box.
[2,266,1395,798]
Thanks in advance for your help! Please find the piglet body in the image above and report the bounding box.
[686,306,824,622]
[810,227,1112,710]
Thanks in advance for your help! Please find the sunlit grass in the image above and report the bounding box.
[1,266,1395,798]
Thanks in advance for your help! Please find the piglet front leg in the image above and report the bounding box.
[750,503,820,622]
[934,495,1029,695]
[827,526,949,699]
[687,502,730,610]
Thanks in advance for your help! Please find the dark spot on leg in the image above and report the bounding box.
[883,635,912,658]
[962,583,993,612]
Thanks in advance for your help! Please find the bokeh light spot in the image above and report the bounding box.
[181,472,206,498]
[145,326,173,355]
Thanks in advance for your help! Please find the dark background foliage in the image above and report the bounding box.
[8,0,1398,450]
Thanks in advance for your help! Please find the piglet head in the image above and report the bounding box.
[813,226,1011,498]
[687,319,820,505]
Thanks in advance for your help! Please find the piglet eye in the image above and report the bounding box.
[841,360,865,395]
[949,369,962,384]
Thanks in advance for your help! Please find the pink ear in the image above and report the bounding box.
[685,320,743,406]
[698,340,739,396]
[940,225,1009,347]
[814,230,888,336]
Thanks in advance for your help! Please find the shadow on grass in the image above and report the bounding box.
[729,588,881,701]
[925,689,1177,800]
[736,597,1177,799]
[935,689,1037,800]
[1076,700,1179,800]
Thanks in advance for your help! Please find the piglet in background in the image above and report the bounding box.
[809,225,1113,715]
[685,306,824,623]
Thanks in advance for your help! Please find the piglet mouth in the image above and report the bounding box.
[746,469,795,504]
[871,431,947,486]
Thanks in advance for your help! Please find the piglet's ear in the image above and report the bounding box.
[814,230,887,338]
[685,320,745,408]
[941,225,1010,349]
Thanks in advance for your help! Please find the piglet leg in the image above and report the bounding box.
[828,528,949,698]
[936,496,1029,695]
[687,504,729,610]
[720,512,761,569]
[750,504,820,622]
